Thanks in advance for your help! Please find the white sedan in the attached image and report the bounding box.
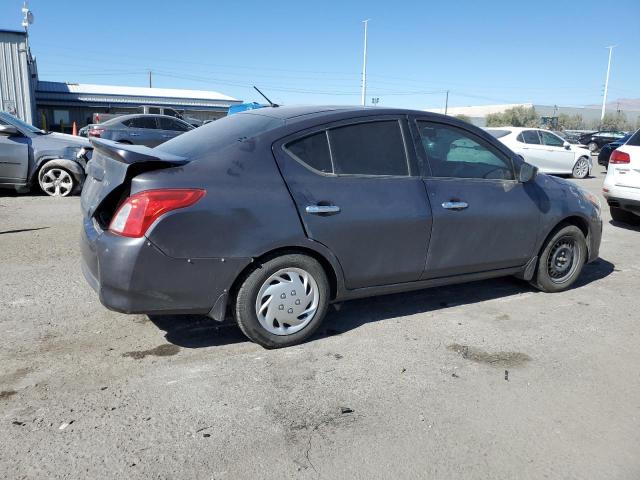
[485,127,592,179]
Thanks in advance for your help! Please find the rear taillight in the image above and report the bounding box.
[109,189,206,238]
[88,128,104,138]
[610,150,630,164]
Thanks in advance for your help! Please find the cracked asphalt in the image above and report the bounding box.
[1,167,639,479]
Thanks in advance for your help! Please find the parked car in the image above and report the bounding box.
[603,129,640,225]
[86,114,194,147]
[0,111,91,196]
[81,106,602,348]
[597,133,632,168]
[92,106,203,127]
[485,127,592,178]
[578,131,627,152]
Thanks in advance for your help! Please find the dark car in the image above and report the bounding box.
[597,133,632,167]
[0,111,92,196]
[80,106,602,348]
[87,114,194,147]
[578,130,627,152]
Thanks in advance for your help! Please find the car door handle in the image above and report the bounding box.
[129,133,140,136]
[162,134,172,138]
[442,201,468,210]
[305,205,341,215]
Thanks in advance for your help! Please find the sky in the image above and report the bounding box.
[1,0,638,109]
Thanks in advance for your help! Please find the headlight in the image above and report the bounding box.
[580,188,601,214]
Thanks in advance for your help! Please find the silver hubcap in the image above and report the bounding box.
[255,268,319,336]
[574,159,588,178]
[40,168,73,196]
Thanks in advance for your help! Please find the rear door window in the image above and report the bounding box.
[159,117,191,132]
[328,120,409,176]
[521,130,542,144]
[126,117,158,129]
[286,132,333,173]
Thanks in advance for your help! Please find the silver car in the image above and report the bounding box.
[87,114,194,147]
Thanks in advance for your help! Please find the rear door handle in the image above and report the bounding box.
[305,205,341,215]
[442,201,468,210]
[130,133,140,136]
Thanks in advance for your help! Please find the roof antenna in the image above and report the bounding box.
[253,86,279,108]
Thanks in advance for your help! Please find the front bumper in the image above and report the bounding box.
[80,217,250,319]
[587,216,602,263]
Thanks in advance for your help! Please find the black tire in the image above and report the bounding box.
[531,225,587,293]
[610,206,640,225]
[587,141,598,153]
[234,254,330,348]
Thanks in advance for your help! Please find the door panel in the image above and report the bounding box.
[422,178,539,278]
[273,119,432,290]
[538,130,574,173]
[0,135,30,182]
[414,119,540,278]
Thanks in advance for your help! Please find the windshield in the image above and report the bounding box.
[157,112,284,158]
[0,111,45,134]
[485,129,511,139]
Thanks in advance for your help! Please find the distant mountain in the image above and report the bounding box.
[588,98,640,111]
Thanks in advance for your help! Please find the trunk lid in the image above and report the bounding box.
[81,138,188,223]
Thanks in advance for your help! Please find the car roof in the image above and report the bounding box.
[239,105,450,124]
[102,113,187,125]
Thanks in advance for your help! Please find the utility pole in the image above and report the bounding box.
[444,90,449,115]
[148,70,153,88]
[361,19,370,107]
[601,45,615,121]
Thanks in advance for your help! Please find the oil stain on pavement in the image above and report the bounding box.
[122,344,181,360]
[447,344,531,367]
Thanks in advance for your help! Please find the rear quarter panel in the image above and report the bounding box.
[135,135,310,260]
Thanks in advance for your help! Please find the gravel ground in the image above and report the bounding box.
[1,167,639,479]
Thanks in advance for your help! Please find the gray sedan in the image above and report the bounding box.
[81,106,603,348]
[87,114,194,147]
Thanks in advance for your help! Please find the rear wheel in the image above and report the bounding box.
[38,165,75,197]
[234,254,330,348]
[531,225,587,293]
[587,141,598,152]
[572,156,590,179]
[610,206,640,225]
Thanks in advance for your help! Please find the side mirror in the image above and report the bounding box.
[0,124,19,136]
[519,162,538,183]
[563,141,571,150]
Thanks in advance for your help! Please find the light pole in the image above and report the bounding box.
[361,19,370,107]
[601,45,616,121]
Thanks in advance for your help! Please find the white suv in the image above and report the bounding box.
[603,129,640,224]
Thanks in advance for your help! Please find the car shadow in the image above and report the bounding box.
[609,219,640,232]
[149,258,615,349]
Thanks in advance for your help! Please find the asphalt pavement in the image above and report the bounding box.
[1,166,639,479]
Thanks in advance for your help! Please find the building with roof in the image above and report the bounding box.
[0,29,38,124]
[1,29,241,132]
[35,81,242,131]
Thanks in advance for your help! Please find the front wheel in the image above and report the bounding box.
[531,225,587,293]
[38,165,75,197]
[572,156,590,179]
[234,254,330,348]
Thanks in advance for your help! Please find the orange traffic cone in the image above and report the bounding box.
[72,121,78,136]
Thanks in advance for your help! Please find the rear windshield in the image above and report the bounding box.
[626,129,640,147]
[157,112,284,158]
[485,129,511,138]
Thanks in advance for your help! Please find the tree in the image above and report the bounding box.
[600,112,634,131]
[557,113,584,130]
[454,114,471,123]
[485,106,539,127]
